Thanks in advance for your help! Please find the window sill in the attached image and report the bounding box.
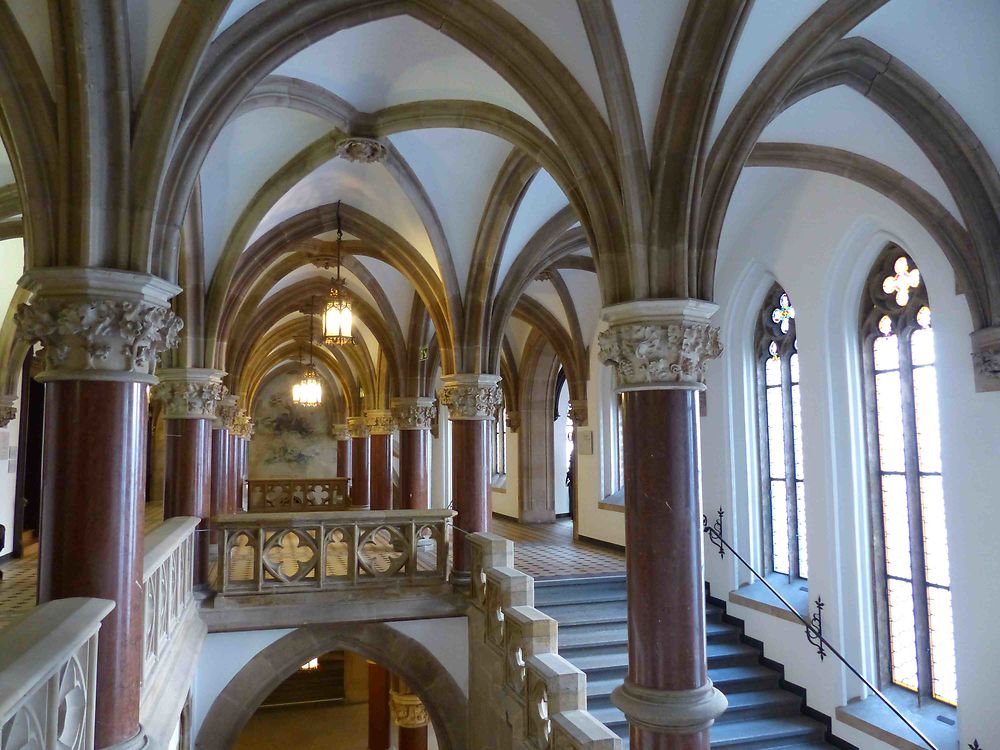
[598,489,625,513]
[836,686,957,750]
[728,574,809,624]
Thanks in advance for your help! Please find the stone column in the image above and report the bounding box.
[391,398,435,510]
[366,409,395,511]
[437,374,501,574]
[333,423,351,478]
[390,676,429,750]
[151,368,225,585]
[213,395,238,518]
[368,661,391,750]
[15,267,182,749]
[347,416,370,510]
[599,300,728,750]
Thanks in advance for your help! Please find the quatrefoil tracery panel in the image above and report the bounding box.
[324,527,351,577]
[263,529,318,582]
[357,525,408,576]
[227,532,256,582]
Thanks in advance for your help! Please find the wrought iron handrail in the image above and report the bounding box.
[703,508,937,750]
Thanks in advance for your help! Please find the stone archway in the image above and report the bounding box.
[195,622,467,750]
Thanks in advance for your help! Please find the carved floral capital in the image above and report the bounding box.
[389,689,429,729]
[505,410,521,433]
[347,415,370,439]
[14,269,182,384]
[152,368,226,419]
[599,300,722,391]
[971,326,1000,393]
[0,395,16,428]
[568,399,588,426]
[365,409,397,435]
[437,374,502,420]
[390,397,436,430]
[331,424,350,441]
[215,394,239,432]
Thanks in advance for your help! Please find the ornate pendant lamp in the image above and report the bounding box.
[292,299,323,407]
[323,200,354,346]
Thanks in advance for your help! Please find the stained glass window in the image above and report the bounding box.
[756,286,808,579]
[861,248,956,705]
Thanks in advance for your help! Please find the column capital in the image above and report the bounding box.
[365,408,397,435]
[611,679,727,735]
[14,267,182,384]
[0,394,17,428]
[347,415,370,439]
[231,408,254,440]
[391,397,436,430]
[599,299,722,392]
[152,368,226,419]
[389,689,429,729]
[437,373,501,420]
[971,326,1000,392]
[214,394,239,431]
[568,399,588,426]
[331,423,350,441]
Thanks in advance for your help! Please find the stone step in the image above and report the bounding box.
[588,689,802,730]
[565,641,761,674]
[584,664,781,707]
[710,717,826,749]
[557,618,738,650]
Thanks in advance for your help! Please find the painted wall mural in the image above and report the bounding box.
[248,372,339,479]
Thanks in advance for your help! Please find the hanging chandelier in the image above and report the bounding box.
[292,299,323,407]
[323,200,354,346]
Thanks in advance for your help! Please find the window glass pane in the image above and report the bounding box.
[791,382,804,480]
[887,579,920,692]
[875,370,906,473]
[766,386,786,479]
[881,474,912,580]
[873,334,899,371]
[770,480,789,575]
[920,475,950,588]
[796,480,808,579]
[912,366,942,475]
[764,355,781,386]
[616,393,624,490]
[911,327,935,366]
[927,587,957,705]
[790,352,800,384]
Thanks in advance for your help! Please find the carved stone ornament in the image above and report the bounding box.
[568,399,588,426]
[215,394,239,432]
[0,394,16,428]
[599,300,722,391]
[971,326,1000,393]
[331,424,350,441]
[152,368,226,419]
[365,409,397,435]
[389,689,429,729]
[231,409,254,440]
[390,397,436,430]
[437,374,502,421]
[347,415,370,439]
[14,268,182,384]
[505,410,521,433]
[335,136,387,164]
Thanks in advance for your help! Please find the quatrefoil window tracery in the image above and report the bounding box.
[882,256,921,307]
[264,530,316,580]
[771,292,795,334]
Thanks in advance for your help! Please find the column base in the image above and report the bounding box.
[611,679,727,734]
[101,726,149,750]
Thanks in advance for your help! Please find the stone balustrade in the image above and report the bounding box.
[246,478,350,512]
[141,517,198,694]
[468,532,621,750]
[0,597,114,750]
[212,509,453,595]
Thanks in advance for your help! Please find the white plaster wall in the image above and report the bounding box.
[553,384,570,516]
[0,236,23,559]
[702,170,1000,745]
[492,435,519,519]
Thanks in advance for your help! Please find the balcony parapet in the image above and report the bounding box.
[467,532,621,750]
[246,478,350,512]
[212,509,454,598]
[0,597,114,750]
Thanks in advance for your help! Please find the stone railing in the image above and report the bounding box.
[246,478,350,512]
[468,533,621,750]
[212,509,453,595]
[141,517,198,693]
[0,597,115,750]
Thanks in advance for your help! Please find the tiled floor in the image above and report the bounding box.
[491,515,624,579]
[0,501,165,628]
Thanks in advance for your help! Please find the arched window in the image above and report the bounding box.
[861,248,956,705]
[493,400,507,475]
[755,286,807,579]
[614,392,624,492]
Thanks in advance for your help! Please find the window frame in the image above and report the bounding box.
[754,284,808,581]
[859,245,955,706]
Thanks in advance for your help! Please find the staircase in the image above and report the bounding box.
[533,575,837,750]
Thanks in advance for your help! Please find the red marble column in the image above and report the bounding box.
[210,426,230,520]
[16,267,184,749]
[367,410,395,511]
[391,675,429,750]
[334,424,351,478]
[600,301,727,750]
[368,662,391,750]
[348,416,370,510]
[391,398,435,511]
[438,375,501,574]
[228,431,242,512]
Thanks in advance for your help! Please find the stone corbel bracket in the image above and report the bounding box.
[971,326,1000,392]
[14,268,183,384]
[598,299,723,392]
[0,394,17,428]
